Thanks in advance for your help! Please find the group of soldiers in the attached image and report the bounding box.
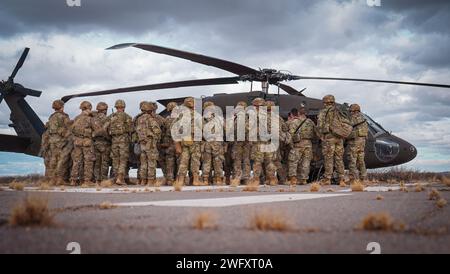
[41,94,369,187]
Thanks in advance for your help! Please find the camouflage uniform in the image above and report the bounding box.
[40,130,50,178]
[45,100,71,185]
[201,101,225,185]
[151,102,167,180]
[266,101,288,185]
[230,102,251,185]
[161,102,178,185]
[317,95,345,184]
[249,98,277,185]
[135,102,161,185]
[105,100,133,185]
[347,104,369,181]
[175,97,202,186]
[132,102,147,182]
[287,111,315,185]
[70,101,95,185]
[92,102,111,183]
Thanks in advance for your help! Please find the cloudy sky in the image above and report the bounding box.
[0,0,449,174]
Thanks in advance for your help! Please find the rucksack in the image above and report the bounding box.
[326,106,353,138]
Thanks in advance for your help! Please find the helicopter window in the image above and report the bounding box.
[363,114,387,135]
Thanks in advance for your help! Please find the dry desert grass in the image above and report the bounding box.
[350,180,365,192]
[9,196,54,227]
[99,201,117,210]
[9,181,25,191]
[192,211,217,230]
[249,210,292,232]
[358,212,405,232]
[309,183,320,192]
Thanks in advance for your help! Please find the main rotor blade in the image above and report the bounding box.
[61,77,239,102]
[9,48,30,81]
[107,43,259,76]
[277,83,306,96]
[296,76,450,89]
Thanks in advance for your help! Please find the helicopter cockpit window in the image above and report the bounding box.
[363,114,387,136]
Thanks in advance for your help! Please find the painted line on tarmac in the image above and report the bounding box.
[114,193,351,208]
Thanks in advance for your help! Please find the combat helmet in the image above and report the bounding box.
[96,102,108,111]
[140,101,153,112]
[265,100,276,111]
[322,95,335,104]
[115,99,126,109]
[166,102,177,112]
[203,101,214,109]
[184,97,195,108]
[52,100,64,110]
[349,104,361,112]
[80,101,92,111]
[251,97,265,106]
[236,101,247,108]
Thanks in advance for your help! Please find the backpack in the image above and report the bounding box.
[326,106,353,138]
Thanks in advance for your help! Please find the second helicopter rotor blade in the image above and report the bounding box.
[9,48,30,81]
[296,76,450,89]
[107,43,259,76]
[61,76,240,102]
[277,83,306,96]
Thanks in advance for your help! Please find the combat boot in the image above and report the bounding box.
[139,178,146,186]
[230,177,240,187]
[214,176,224,186]
[320,178,331,185]
[84,180,94,187]
[56,176,66,186]
[147,179,155,187]
[175,175,185,186]
[289,176,297,186]
[199,176,209,186]
[192,174,202,186]
[69,179,77,186]
[299,179,308,185]
[269,176,278,186]
[165,178,174,186]
[115,174,126,186]
[250,176,260,186]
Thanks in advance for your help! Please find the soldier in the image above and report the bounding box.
[347,103,369,182]
[70,101,95,186]
[161,102,178,185]
[132,101,148,183]
[135,102,161,186]
[151,102,167,181]
[266,100,288,185]
[92,102,111,183]
[45,100,71,185]
[201,101,225,185]
[230,101,251,186]
[105,99,133,185]
[40,129,50,178]
[317,94,345,185]
[249,98,277,185]
[287,107,315,185]
[175,97,202,186]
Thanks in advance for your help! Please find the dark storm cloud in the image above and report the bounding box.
[1,0,449,68]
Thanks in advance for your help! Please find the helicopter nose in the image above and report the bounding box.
[373,136,417,166]
[398,140,417,165]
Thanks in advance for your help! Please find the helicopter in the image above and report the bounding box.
[2,45,450,177]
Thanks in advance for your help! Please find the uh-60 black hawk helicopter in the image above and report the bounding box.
[1,44,449,179]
